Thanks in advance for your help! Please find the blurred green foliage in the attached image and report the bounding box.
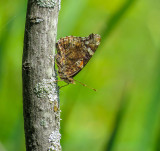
[0,0,160,151]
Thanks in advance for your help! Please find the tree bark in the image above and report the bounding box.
[22,0,61,150]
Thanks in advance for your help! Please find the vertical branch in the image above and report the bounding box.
[22,0,61,151]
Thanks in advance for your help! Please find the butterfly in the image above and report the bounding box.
[55,33,101,90]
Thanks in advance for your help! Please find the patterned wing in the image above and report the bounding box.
[56,33,101,82]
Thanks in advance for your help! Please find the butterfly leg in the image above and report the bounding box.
[59,83,69,89]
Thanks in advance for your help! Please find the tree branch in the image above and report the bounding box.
[22,0,61,150]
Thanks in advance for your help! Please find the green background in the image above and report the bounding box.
[0,0,160,151]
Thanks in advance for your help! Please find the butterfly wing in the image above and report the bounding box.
[56,34,101,82]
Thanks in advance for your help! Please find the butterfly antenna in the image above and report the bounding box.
[74,79,97,91]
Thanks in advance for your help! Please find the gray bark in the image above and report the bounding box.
[22,0,61,150]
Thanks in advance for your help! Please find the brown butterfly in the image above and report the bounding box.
[55,33,101,90]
